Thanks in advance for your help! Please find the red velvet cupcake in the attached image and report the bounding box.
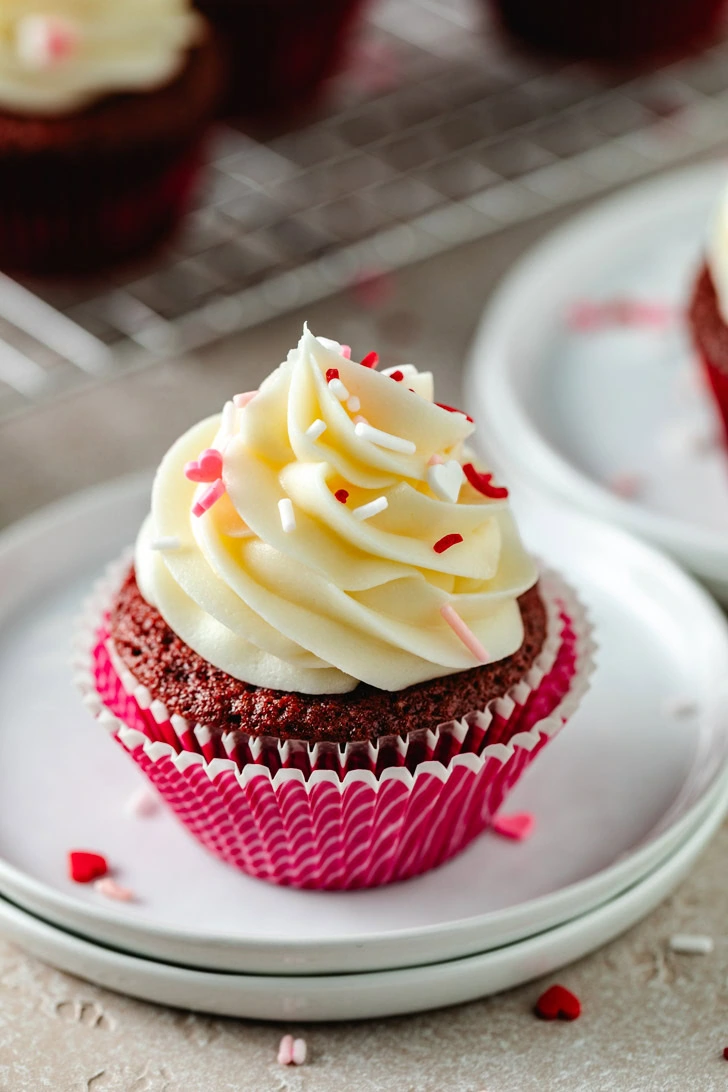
[76,328,594,889]
[0,2,221,274]
[490,0,727,63]
[194,0,367,117]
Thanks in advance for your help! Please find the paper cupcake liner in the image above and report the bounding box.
[75,556,595,889]
[0,141,203,276]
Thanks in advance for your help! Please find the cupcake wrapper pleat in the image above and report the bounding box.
[76,554,595,889]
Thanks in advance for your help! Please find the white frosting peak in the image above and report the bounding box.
[0,1,202,114]
[135,327,538,695]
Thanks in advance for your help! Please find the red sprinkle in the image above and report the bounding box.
[68,851,108,884]
[535,985,581,1022]
[436,402,474,423]
[463,463,509,499]
[723,1047,728,1061]
[433,533,463,554]
[389,369,404,382]
[335,489,349,504]
[325,368,339,383]
[360,351,379,369]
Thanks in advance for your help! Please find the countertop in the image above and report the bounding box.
[1,205,727,1092]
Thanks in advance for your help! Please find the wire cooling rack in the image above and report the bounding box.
[2,0,728,422]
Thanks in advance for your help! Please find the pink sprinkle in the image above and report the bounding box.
[433,533,463,554]
[492,812,535,841]
[335,489,349,503]
[192,478,225,517]
[353,415,368,426]
[610,472,643,499]
[360,351,379,369]
[17,15,79,68]
[440,604,489,663]
[428,454,445,466]
[95,877,135,902]
[184,448,223,483]
[326,368,339,383]
[233,391,257,409]
[389,369,404,382]
[125,786,159,818]
[278,1035,307,1066]
[340,345,352,359]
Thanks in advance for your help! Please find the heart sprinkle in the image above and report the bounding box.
[360,351,379,369]
[389,369,404,382]
[427,459,464,503]
[278,1034,307,1066]
[433,533,463,554]
[535,984,581,1021]
[440,605,489,663]
[492,812,535,841]
[463,463,509,499]
[335,489,349,504]
[184,448,223,483]
[68,851,108,884]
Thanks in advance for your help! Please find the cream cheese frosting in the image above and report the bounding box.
[0,0,202,115]
[135,326,538,695]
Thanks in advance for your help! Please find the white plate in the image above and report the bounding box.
[0,781,725,1023]
[0,477,727,975]
[466,160,728,601]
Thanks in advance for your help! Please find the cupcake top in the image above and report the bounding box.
[136,327,538,695]
[0,0,202,115]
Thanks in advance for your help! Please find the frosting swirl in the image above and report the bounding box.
[0,0,202,115]
[136,326,537,694]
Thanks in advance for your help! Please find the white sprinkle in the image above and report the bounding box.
[347,395,361,413]
[95,878,135,902]
[329,377,350,401]
[669,933,714,955]
[663,696,699,719]
[278,498,296,533]
[354,421,416,455]
[125,785,159,818]
[150,536,180,551]
[352,496,388,521]
[306,418,326,440]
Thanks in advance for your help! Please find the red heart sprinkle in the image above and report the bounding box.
[68,851,108,884]
[535,985,581,1021]
[326,368,339,383]
[463,463,509,499]
[360,351,379,369]
[389,369,404,382]
[335,489,349,504]
[184,448,223,483]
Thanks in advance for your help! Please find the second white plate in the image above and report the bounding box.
[0,477,726,974]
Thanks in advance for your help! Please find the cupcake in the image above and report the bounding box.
[689,189,728,447]
[78,327,594,890]
[194,0,366,118]
[490,0,726,63]
[0,1,220,274]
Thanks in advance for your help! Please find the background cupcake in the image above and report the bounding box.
[689,185,728,447]
[79,327,594,890]
[0,0,220,274]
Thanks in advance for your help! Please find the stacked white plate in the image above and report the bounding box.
[0,476,727,1020]
[466,160,728,603]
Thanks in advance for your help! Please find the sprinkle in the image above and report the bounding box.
[463,463,509,499]
[360,351,379,369]
[492,812,535,841]
[68,851,108,884]
[436,402,474,423]
[306,419,327,440]
[609,472,643,499]
[669,933,714,955]
[353,415,368,426]
[95,878,135,903]
[723,1047,728,1061]
[389,369,404,382]
[341,345,352,359]
[185,448,223,483]
[354,421,416,454]
[150,536,180,551]
[325,368,339,382]
[335,489,349,504]
[278,498,296,533]
[233,390,257,409]
[353,497,388,521]
[347,395,361,413]
[192,479,225,517]
[535,985,581,1021]
[329,377,350,401]
[125,786,159,818]
[17,15,79,68]
[662,696,699,718]
[433,533,463,554]
[278,1035,307,1066]
[427,460,464,503]
[428,453,444,466]
[440,604,489,663]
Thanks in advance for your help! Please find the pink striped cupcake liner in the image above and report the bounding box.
[74,556,595,890]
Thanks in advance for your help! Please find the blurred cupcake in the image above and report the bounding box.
[78,327,594,890]
[194,0,367,117]
[490,0,727,63]
[689,186,728,447]
[0,1,220,274]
